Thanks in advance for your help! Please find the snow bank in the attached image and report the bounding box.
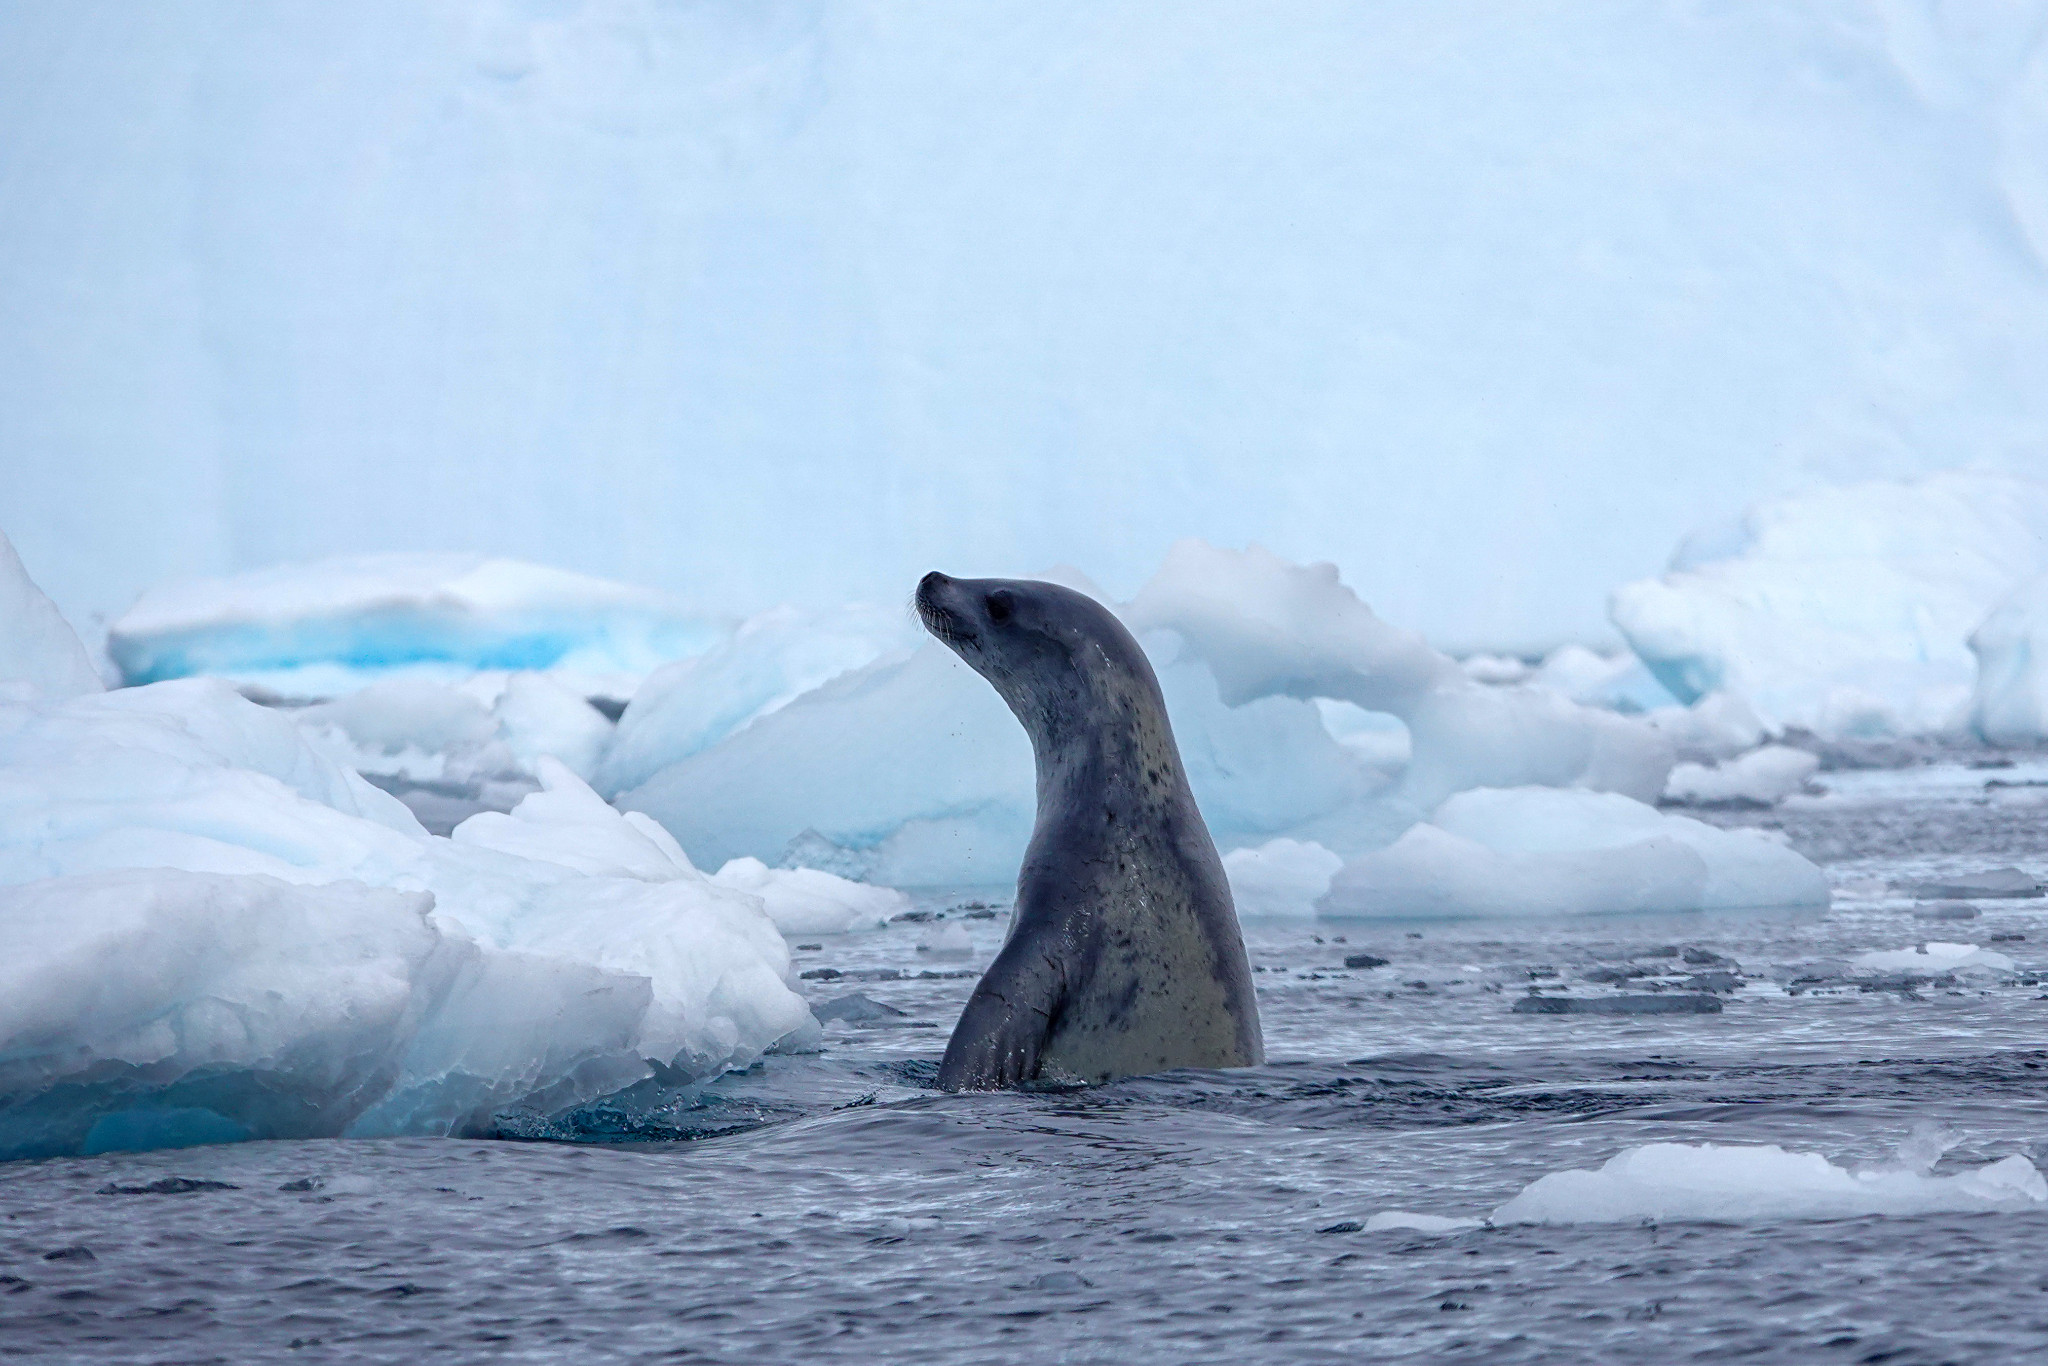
[0,529,101,700]
[1611,473,2048,735]
[0,675,820,1158]
[1317,787,1828,919]
[105,553,723,697]
[1663,745,1818,807]
[1224,839,1344,919]
[1492,1142,2046,1226]
[1969,572,2048,744]
[1852,942,2016,977]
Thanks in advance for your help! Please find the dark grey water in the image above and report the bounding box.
[5,763,2048,1363]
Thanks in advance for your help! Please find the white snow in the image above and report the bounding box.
[1611,473,2048,736]
[1224,839,1345,919]
[1663,745,1819,807]
[1317,787,1830,919]
[105,553,723,697]
[1851,942,2017,976]
[1491,1142,2046,1226]
[0,529,102,700]
[1969,572,2048,744]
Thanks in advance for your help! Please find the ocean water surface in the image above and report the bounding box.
[5,762,2048,1363]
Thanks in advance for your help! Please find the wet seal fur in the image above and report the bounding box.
[915,572,1263,1090]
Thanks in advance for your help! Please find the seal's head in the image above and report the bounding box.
[915,571,1164,750]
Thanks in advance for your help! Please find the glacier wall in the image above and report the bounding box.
[4,1,2048,654]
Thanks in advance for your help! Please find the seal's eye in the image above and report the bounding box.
[984,591,1013,624]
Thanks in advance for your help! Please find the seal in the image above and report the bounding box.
[915,571,1264,1090]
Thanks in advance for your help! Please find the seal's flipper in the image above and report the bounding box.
[936,945,1064,1091]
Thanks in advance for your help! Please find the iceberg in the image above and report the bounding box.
[0,621,824,1155]
[1223,838,1345,919]
[105,553,725,698]
[1317,787,1829,919]
[1969,572,2048,744]
[1611,473,2048,735]
[1,530,102,700]
[597,603,917,795]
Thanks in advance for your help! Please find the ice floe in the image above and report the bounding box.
[1662,744,1818,808]
[1223,838,1346,919]
[1370,1135,2046,1231]
[105,552,723,698]
[1850,942,2017,977]
[0,647,834,1156]
[1317,787,1829,919]
[1492,1142,2046,1226]
[1610,472,2048,736]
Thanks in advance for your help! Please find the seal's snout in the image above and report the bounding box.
[916,570,973,648]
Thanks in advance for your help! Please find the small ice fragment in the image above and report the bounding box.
[1894,869,2043,900]
[915,922,973,957]
[812,994,906,1024]
[1364,1211,1484,1234]
[1851,943,2015,976]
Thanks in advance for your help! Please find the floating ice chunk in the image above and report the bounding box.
[1491,1142,2047,1225]
[1363,1211,1485,1234]
[1127,542,1673,809]
[915,922,974,957]
[1524,645,1677,713]
[1224,839,1344,918]
[1969,572,2048,744]
[105,552,723,692]
[0,870,456,1159]
[597,604,916,794]
[1317,787,1829,919]
[1663,745,1819,807]
[712,857,907,936]
[1851,942,2016,976]
[1642,692,1773,763]
[452,758,697,882]
[0,678,813,1156]
[0,530,102,700]
[1611,472,2048,735]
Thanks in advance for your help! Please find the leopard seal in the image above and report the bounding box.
[915,571,1263,1090]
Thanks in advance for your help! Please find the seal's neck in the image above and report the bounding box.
[1024,683,1187,833]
